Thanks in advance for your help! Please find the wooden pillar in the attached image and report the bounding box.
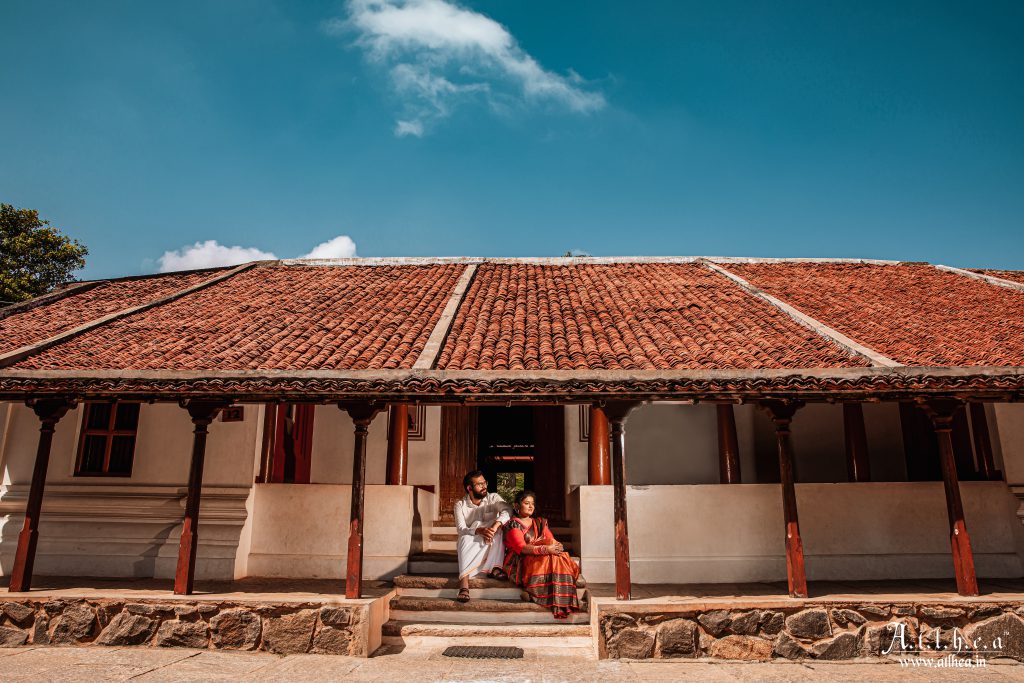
[923,400,979,597]
[604,401,640,601]
[716,404,741,484]
[386,404,409,486]
[969,402,998,481]
[340,402,383,599]
[8,398,75,593]
[843,403,871,482]
[174,401,226,595]
[761,400,807,598]
[588,405,611,485]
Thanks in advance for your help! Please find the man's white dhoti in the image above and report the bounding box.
[455,492,513,580]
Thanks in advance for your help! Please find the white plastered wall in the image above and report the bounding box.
[0,401,259,581]
[577,482,1024,584]
[309,405,441,487]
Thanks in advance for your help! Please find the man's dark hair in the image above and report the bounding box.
[463,470,485,490]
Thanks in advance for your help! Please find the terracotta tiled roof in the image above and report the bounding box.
[435,263,867,370]
[0,270,221,355]
[2,258,1022,400]
[971,269,1024,286]
[727,262,1024,367]
[13,265,463,370]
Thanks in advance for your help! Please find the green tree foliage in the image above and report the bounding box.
[0,204,88,304]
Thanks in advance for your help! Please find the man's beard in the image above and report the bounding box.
[471,489,487,501]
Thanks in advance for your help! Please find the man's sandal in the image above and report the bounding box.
[456,587,471,603]
[489,568,508,581]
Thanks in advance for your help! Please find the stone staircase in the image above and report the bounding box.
[381,522,591,654]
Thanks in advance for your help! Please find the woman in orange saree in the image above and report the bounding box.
[502,490,583,619]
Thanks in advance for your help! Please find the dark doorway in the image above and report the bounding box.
[477,406,566,521]
[478,407,536,503]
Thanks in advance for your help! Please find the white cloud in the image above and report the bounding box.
[156,234,358,272]
[301,235,358,259]
[331,0,605,136]
[395,119,424,137]
[157,240,277,273]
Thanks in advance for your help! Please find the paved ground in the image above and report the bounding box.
[0,646,1020,682]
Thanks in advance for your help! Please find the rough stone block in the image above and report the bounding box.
[2,602,35,626]
[863,620,918,656]
[968,605,1002,620]
[156,620,210,649]
[728,610,761,635]
[49,603,97,645]
[964,613,1024,661]
[812,632,860,660]
[173,605,199,619]
[311,626,352,655]
[210,609,261,651]
[319,606,352,627]
[760,611,785,635]
[601,614,636,643]
[785,609,831,640]
[96,612,157,646]
[606,627,655,659]
[95,602,124,629]
[655,619,698,658]
[697,610,731,637]
[774,632,808,659]
[830,608,865,627]
[42,600,67,616]
[0,626,28,648]
[857,605,889,619]
[32,615,49,645]
[708,635,773,661]
[262,609,318,655]
[920,606,965,622]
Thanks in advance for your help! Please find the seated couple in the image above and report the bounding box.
[454,470,583,619]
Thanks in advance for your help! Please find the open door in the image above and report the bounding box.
[438,406,478,521]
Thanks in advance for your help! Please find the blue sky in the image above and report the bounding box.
[2,1,1022,279]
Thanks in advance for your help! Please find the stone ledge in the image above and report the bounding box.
[596,601,1024,662]
[0,597,374,656]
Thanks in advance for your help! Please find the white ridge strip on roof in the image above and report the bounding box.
[700,260,903,368]
[413,264,479,370]
[0,262,259,370]
[934,265,1024,293]
[281,255,904,267]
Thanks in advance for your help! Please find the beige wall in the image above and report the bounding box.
[243,484,415,579]
[577,482,1024,584]
[309,405,441,489]
[0,401,259,580]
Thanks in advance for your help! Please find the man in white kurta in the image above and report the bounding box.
[455,471,513,594]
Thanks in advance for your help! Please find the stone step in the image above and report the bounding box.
[392,574,586,601]
[391,595,553,613]
[388,609,591,625]
[408,550,458,574]
[394,574,510,589]
[409,561,458,574]
[388,596,590,625]
[409,550,458,562]
[382,620,591,638]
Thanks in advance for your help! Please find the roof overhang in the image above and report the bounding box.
[1,366,1021,404]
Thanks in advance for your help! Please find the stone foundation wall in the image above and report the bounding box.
[0,599,370,656]
[598,602,1024,662]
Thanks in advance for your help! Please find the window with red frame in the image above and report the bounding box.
[76,401,141,476]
